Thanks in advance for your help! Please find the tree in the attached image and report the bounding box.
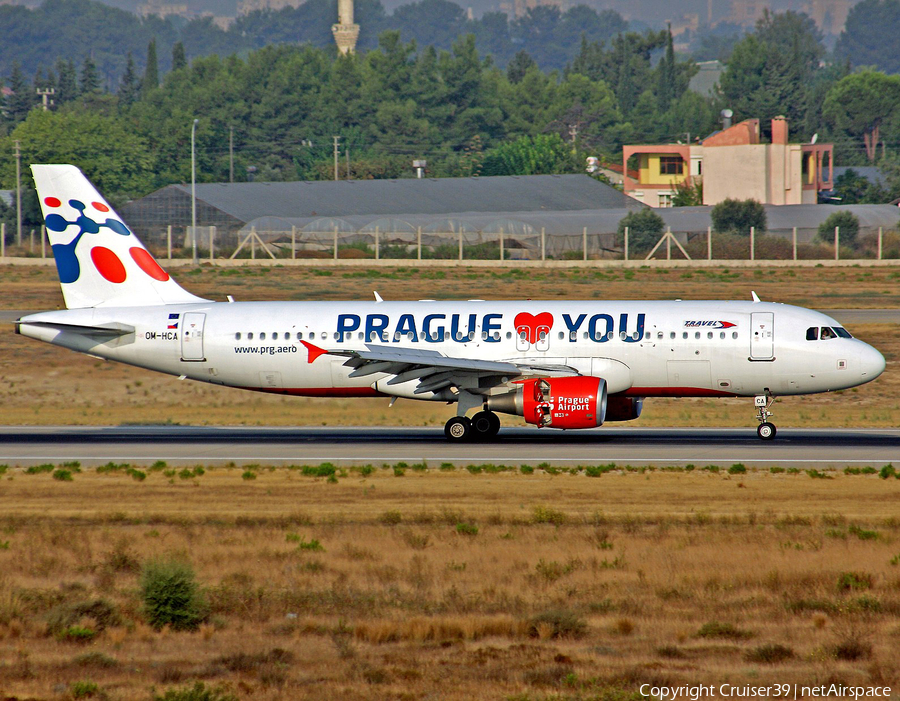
[832,168,887,203]
[5,62,35,124]
[171,41,187,72]
[481,134,575,176]
[118,53,139,108]
[507,50,537,84]
[656,26,676,111]
[80,55,100,95]
[823,70,900,162]
[672,178,703,206]
[711,198,766,235]
[817,211,860,246]
[617,208,665,249]
[719,11,824,132]
[2,109,153,203]
[55,58,78,103]
[143,38,159,97]
[836,0,900,74]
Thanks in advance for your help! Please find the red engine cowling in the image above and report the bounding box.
[487,376,607,429]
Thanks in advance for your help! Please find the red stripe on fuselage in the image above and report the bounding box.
[622,387,738,398]
[239,386,385,397]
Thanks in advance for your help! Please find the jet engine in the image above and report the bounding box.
[486,376,607,429]
[604,396,643,422]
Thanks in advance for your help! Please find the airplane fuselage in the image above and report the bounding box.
[18,299,884,402]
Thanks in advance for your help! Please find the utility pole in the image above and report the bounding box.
[36,87,55,111]
[229,126,234,183]
[14,140,22,246]
[346,145,350,179]
[333,136,340,181]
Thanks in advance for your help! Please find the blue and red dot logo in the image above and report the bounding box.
[43,197,169,285]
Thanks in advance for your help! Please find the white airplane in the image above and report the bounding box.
[16,165,886,442]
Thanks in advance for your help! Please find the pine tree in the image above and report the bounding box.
[80,55,101,95]
[119,53,139,108]
[142,38,159,97]
[56,59,78,103]
[656,25,676,111]
[172,41,187,72]
[7,62,35,123]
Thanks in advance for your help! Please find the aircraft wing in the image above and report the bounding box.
[317,343,576,395]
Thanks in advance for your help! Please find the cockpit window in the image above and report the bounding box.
[806,327,818,341]
[833,327,852,339]
[820,327,836,340]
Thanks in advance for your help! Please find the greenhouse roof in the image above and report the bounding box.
[169,174,642,221]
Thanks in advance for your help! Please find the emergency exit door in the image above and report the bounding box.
[181,312,206,361]
[750,312,774,360]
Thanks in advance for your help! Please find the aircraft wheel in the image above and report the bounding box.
[471,411,501,440]
[757,422,777,440]
[444,416,472,442]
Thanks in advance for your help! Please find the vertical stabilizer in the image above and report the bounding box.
[31,164,206,309]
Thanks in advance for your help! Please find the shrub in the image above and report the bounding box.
[25,463,54,474]
[848,524,878,540]
[711,198,766,236]
[379,510,402,525]
[70,680,100,698]
[526,609,587,639]
[617,208,665,250]
[836,571,873,592]
[151,682,237,701]
[696,621,753,640]
[52,468,74,481]
[140,558,207,630]
[241,470,256,480]
[455,522,479,536]
[58,625,96,643]
[745,643,794,664]
[879,464,897,480]
[47,599,120,636]
[532,506,567,525]
[817,211,860,247]
[728,463,747,475]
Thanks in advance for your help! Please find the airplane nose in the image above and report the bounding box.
[858,343,886,381]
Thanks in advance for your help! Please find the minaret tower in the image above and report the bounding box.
[332,0,360,54]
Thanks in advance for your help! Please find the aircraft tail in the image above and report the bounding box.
[31,164,206,309]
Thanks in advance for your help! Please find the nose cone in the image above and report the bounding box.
[858,342,886,382]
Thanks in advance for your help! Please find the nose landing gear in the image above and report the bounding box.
[755,394,776,440]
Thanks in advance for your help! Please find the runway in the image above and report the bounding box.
[0,426,897,468]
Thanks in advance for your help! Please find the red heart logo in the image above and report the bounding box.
[514,312,554,344]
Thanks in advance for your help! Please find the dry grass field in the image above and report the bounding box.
[1,464,899,701]
[0,264,897,428]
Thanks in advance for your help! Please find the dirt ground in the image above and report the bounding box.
[0,264,897,428]
[1,466,899,701]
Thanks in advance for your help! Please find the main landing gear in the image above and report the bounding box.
[444,410,501,442]
[755,393,777,440]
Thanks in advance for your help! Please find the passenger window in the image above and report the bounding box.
[235,332,241,340]
[720,332,725,339]
[670,332,675,339]
[505,332,512,339]
[657,332,663,339]
[695,332,700,340]
[394,332,401,341]
[707,332,713,339]
[248,332,254,340]
[732,332,738,339]
[682,332,688,339]
[260,332,266,340]
[296,332,302,340]
[806,327,818,341]
[321,332,327,339]
[334,332,340,341]
[539,331,546,341]
[558,332,565,340]
[358,332,363,340]
[645,332,651,340]
[619,332,626,340]
[820,327,836,340]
